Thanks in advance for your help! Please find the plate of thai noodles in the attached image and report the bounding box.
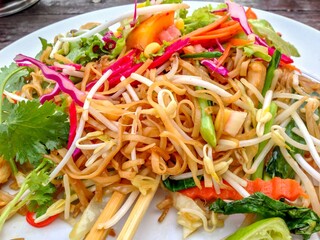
[0,0,320,239]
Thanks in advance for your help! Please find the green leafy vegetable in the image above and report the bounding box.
[66,35,108,65]
[210,192,320,239]
[249,19,300,57]
[1,98,15,123]
[266,146,295,179]
[0,100,69,167]
[0,159,56,231]
[163,176,202,192]
[26,160,56,217]
[110,36,125,59]
[266,119,304,179]
[35,37,53,59]
[0,63,30,92]
[181,5,219,34]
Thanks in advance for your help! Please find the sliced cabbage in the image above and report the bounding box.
[249,19,300,57]
[173,192,205,238]
[69,197,107,240]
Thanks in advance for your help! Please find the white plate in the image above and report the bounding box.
[1,2,320,240]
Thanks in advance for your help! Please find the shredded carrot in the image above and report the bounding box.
[179,177,308,201]
[182,14,230,39]
[204,22,240,35]
[246,7,258,20]
[211,71,229,84]
[217,43,232,66]
[190,32,239,42]
[280,61,301,73]
[220,19,238,28]
[229,38,253,46]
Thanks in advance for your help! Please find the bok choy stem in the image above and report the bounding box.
[252,102,277,180]
[196,86,217,147]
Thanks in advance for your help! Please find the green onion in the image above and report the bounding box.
[181,51,222,59]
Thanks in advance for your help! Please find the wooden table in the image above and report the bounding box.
[0,0,319,50]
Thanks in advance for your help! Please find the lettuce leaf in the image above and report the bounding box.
[66,35,108,65]
[181,5,219,34]
[249,19,300,57]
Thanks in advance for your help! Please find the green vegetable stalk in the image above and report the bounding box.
[210,192,320,240]
[252,101,277,180]
[261,49,281,97]
[0,159,56,231]
[252,50,281,180]
[196,86,217,147]
[181,51,222,59]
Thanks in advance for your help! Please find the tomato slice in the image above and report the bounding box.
[26,211,59,228]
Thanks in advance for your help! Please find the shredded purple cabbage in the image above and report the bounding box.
[40,84,60,104]
[215,39,225,52]
[226,0,293,64]
[72,148,82,161]
[14,54,85,106]
[130,0,138,27]
[211,8,228,14]
[201,59,229,77]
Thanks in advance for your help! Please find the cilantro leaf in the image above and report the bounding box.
[0,100,69,166]
[0,63,30,92]
[26,160,56,217]
[1,98,14,122]
[0,159,56,230]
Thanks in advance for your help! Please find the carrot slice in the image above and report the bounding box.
[246,7,258,20]
[217,43,232,66]
[126,11,175,50]
[203,22,240,35]
[179,177,308,201]
[190,32,239,42]
[229,38,253,46]
[182,14,230,39]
